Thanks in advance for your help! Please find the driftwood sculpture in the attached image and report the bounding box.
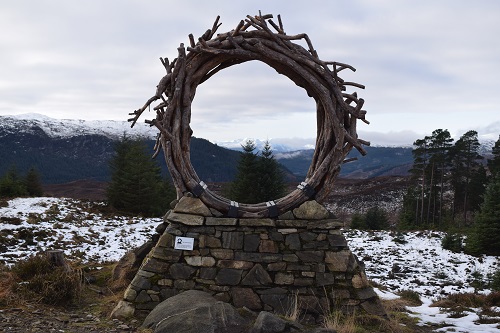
[129,13,369,218]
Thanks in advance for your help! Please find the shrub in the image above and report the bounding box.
[490,268,500,292]
[365,207,389,230]
[350,213,367,229]
[441,233,463,253]
[399,290,422,306]
[11,254,82,305]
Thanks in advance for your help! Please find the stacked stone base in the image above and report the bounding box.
[114,197,385,322]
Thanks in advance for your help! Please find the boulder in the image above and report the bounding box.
[142,290,249,333]
[249,311,303,333]
[292,201,330,220]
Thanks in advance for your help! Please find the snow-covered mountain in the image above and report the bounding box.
[214,137,315,153]
[1,113,157,140]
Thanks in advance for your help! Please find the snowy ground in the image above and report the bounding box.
[0,197,160,264]
[1,197,499,332]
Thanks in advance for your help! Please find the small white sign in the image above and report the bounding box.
[174,236,195,251]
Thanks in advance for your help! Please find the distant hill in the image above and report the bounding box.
[1,114,414,185]
[276,146,413,179]
[0,115,243,183]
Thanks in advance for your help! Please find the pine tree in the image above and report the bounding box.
[107,137,175,216]
[488,135,500,177]
[450,130,485,225]
[0,166,27,198]
[466,174,500,255]
[25,167,44,197]
[409,136,431,225]
[428,129,453,226]
[229,140,288,204]
[229,140,260,203]
[256,140,286,202]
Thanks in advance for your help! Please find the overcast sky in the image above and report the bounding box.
[1,0,499,146]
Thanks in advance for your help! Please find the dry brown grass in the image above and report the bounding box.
[0,270,22,306]
[431,292,485,308]
[324,310,357,333]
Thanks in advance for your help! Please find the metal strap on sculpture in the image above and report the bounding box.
[129,13,369,218]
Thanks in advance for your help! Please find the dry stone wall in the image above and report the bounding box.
[114,197,385,322]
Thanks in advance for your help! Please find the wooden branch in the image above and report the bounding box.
[129,13,369,216]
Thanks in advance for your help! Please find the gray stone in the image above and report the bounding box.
[169,263,197,279]
[250,311,286,333]
[217,260,254,269]
[267,262,287,271]
[174,279,196,289]
[203,235,222,248]
[355,287,378,300]
[269,231,284,242]
[325,250,352,272]
[215,268,243,285]
[293,200,330,220]
[285,234,301,250]
[231,287,262,310]
[110,300,135,319]
[136,302,160,310]
[239,218,275,227]
[259,240,278,253]
[274,272,294,285]
[296,250,324,263]
[234,252,283,263]
[300,231,318,242]
[156,232,175,248]
[152,247,182,262]
[185,256,216,267]
[276,220,307,227]
[259,295,293,315]
[123,287,137,302]
[307,219,344,230]
[135,290,152,303]
[141,258,170,273]
[316,272,335,286]
[200,267,217,280]
[283,254,299,262]
[210,248,234,259]
[142,290,248,333]
[293,278,313,286]
[174,196,213,216]
[222,231,244,249]
[255,287,288,295]
[206,217,238,226]
[360,298,387,317]
[130,275,151,290]
[244,234,261,252]
[167,212,205,226]
[327,234,348,247]
[277,210,295,220]
[241,263,273,286]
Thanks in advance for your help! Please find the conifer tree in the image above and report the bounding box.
[256,140,286,202]
[0,166,27,198]
[466,174,500,255]
[229,139,287,204]
[25,167,44,197]
[107,137,175,216]
[229,140,260,203]
[450,130,485,224]
[488,135,500,177]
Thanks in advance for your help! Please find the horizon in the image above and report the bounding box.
[2,112,498,151]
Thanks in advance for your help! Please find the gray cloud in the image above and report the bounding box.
[1,1,499,145]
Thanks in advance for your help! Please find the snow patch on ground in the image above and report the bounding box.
[1,197,499,332]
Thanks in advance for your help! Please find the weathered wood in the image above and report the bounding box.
[129,14,370,217]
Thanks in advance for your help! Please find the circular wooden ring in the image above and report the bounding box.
[130,14,368,218]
